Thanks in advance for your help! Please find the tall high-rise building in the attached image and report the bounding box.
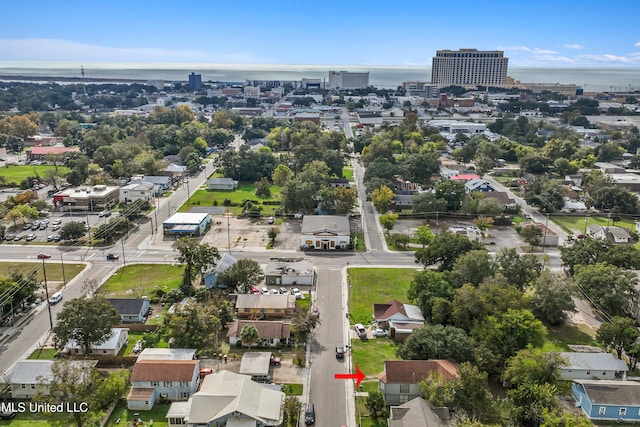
[328,71,370,90]
[188,72,202,90]
[431,49,508,87]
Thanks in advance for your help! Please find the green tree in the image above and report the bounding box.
[332,186,357,214]
[216,258,264,293]
[450,249,494,287]
[415,225,435,248]
[408,270,454,322]
[520,224,542,250]
[446,362,495,421]
[507,382,558,427]
[59,221,87,241]
[530,271,576,326]
[254,177,271,197]
[176,237,221,294]
[473,309,547,360]
[596,316,640,360]
[435,179,465,211]
[397,324,474,363]
[53,296,121,355]
[415,232,484,271]
[412,192,447,214]
[495,248,543,291]
[240,324,259,349]
[365,390,386,419]
[161,302,220,353]
[573,262,638,318]
[379,212,399,234]
[283,395,303,426]
[503,348,565,387]
[292,306,321,343]
[371,184,394,213]
[540,410,592,427]
[272,163,293,187]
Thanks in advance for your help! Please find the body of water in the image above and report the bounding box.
[0,62,638,93]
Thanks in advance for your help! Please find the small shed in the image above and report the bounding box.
[239,352,272,379]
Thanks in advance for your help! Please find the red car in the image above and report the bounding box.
[37,253,52,259]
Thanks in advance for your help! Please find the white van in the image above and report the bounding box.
[48,291,63,305]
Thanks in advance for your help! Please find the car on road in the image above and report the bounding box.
[106,253,119,261]
[26,234,37,241]
[372,328,388,338]
[37,253,51,259]
[48,291,63,304]
[335,346,345,359]
[354,324,367,338]
[98,210,111,217]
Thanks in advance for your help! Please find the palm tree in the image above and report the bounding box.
[292,307,321,344]
[240,324,259,350]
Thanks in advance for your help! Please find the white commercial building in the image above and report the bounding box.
[431,49,508,87]
[328,71,370,90]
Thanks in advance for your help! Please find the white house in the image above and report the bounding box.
[300,215,350,250]
[65,328,128,356]
[107,298,150,323]
[9,360,98,399]
[119,181,155,204]
[464,178,496,193]
[587,224,633,244]
[264,258,315,286]
[558,352,628,381]
[127,359,200,410]
[206,177,239,191]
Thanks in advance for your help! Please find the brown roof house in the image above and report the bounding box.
[227,320,292,347]
[235,294,296,319]
[373,300,425,341]
[379,360,459,406]
[127,359,200,410]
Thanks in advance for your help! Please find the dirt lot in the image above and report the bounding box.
[200,216,302,251]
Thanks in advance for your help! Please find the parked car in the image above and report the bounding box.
[106,253,119,261]
[13,235,23,241]
[304,403,315,425]
[311,307,319,317]
[267,216,274,224]
[372,328,389,338]
[270,355,281,366]
[47,234,61,242]
[51,224,61,231]
[279,287,288,294]
[39,223,47,230]
[261,287,269,294]
[98,210,111,217]
[270,289,279,294]
[26,233,37,241]
[354,324,367,338]
[251,287,260,294]
[293,290,303,300]
[37,253,51,259]
[4,234,15,241]
[22,223,32,230]
[52,219,62,225]
[335,346,345,359]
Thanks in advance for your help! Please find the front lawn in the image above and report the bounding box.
[551,215,636,236]
[182,182,281,216]
[343,166,354,181]
[99,264,183,299]
[27,348,59,359]
[122,332,168,356]
[351,338,399,380]
[348,268,417,325]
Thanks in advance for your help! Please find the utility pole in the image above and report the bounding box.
[41,259,53,331]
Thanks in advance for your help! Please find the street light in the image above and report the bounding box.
[41,259,53,331]
[541,213,549,254]
[59,252,66,285]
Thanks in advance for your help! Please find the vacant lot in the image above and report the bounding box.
[99,264,183,299]
[0,164,71,185]
[0,261,84,283]
[183,182,281,216]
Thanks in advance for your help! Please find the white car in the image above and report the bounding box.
[354,324,367,338]
[261,287,269,294]
[372,328,389,338]
[270,289,279,294]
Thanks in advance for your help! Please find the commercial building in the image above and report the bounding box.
[188,72,202,90]
[328,71,370,90]
[431,49,508,87]
[162,212,211,236]
[52,185,119,212]
[402,81,440,98]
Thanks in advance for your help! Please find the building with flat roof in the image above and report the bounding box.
[328,71,370,90]
[402,81,440,98]
[431,49,508,87]
[188,72,202,90]
[162,212,211,236]
[52,185,119,212]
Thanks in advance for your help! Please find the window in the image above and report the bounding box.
[164,381,171,387]
[180,381,188,387]
[599,407,606,415]
[602,372,607,376]
[181,392,190,398]
[31,384,36,389]
[399,394,409,403]
[21,384,26,389]
[399,384,410,393]
[151,381,159,387]
[144,401,149,405]
[619,408,627,416]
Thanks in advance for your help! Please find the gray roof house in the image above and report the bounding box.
[119,181,155,204]
[9,360,98,399]
[265,257,315,286]
[373,300,425,341]
[587,224,633,244]
[464,178,496,193]
[107,298,151,323]
[166,370,285,426]
[558,352,628,380]
[388,397,451,427]
[141,175,172,190]
[206,177,239,191]
[202,253,239,288]
[300,215,350,250]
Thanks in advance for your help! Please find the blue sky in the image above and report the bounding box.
[1,0,639,67]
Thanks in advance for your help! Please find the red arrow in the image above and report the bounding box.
[334,365,365,388]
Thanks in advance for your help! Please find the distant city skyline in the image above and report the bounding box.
[0,0,639,68]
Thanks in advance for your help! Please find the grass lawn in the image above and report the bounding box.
[348,268,417,325]
[122,332,168,356]
[0,164,71,185]
[0,411,105,426]
[551,215,636,236]
[541,322,599,352]
[105,401,170,427]
[283,383,303,396]
[343,166,354,181]
[351,338,399,380]
[182,182,281,216]
[296,295,311,311]
[352,232,366,251]
[27,348,59,359]
[0,261,85,283]
[99,264,184,299]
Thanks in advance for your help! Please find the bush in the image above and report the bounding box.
[223,199,232,206]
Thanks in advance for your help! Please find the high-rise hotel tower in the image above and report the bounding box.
[431,49,508,87]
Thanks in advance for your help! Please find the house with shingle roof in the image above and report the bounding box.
[127,359,200,410]
[558,352,628,380]
[572,380,640,422]
[388,397,451,427]
[379,360,459,406]
[373,300,425,340]
[202,253,239,288]
[64,327,129,355]
[9,360,98,399]
[235,294,296,318]
[227,320,292,347]
[587,224,633,244]
[464,178,496,193]
[107,298,150,323]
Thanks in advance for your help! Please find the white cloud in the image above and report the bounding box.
[635,41,640,48]
[562,44,584,50]
[0,38,269,63]
[532,48,558,55]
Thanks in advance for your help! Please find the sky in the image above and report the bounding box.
[1,0,639,68]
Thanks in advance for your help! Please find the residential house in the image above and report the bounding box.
[558,352,628,380]
[166,370,285,427]
[373,300,425,341]
[388,397,451,427]
[264,257,315,286]
[65,328,128,356]
[449,173,480,182]
[392,178,422,208]
[300,215,351,250]
[202,253,238,289]
[482,191,517,210]
[572,380,640,422]
[239,352,273,380]
[587,224,633,244]
[127,359,200,410]
[107,298,151,323]
[9,360,98,399]
[164,163,187,180]
[464,178,496,193]
[141,175,172,191]
[327,178,351,188]
[119,181,155,205]
[235,294,296,318]
[206,177,239,191]
[227,320,292,347]
[137,348,197,361]
[379,360,459,406]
